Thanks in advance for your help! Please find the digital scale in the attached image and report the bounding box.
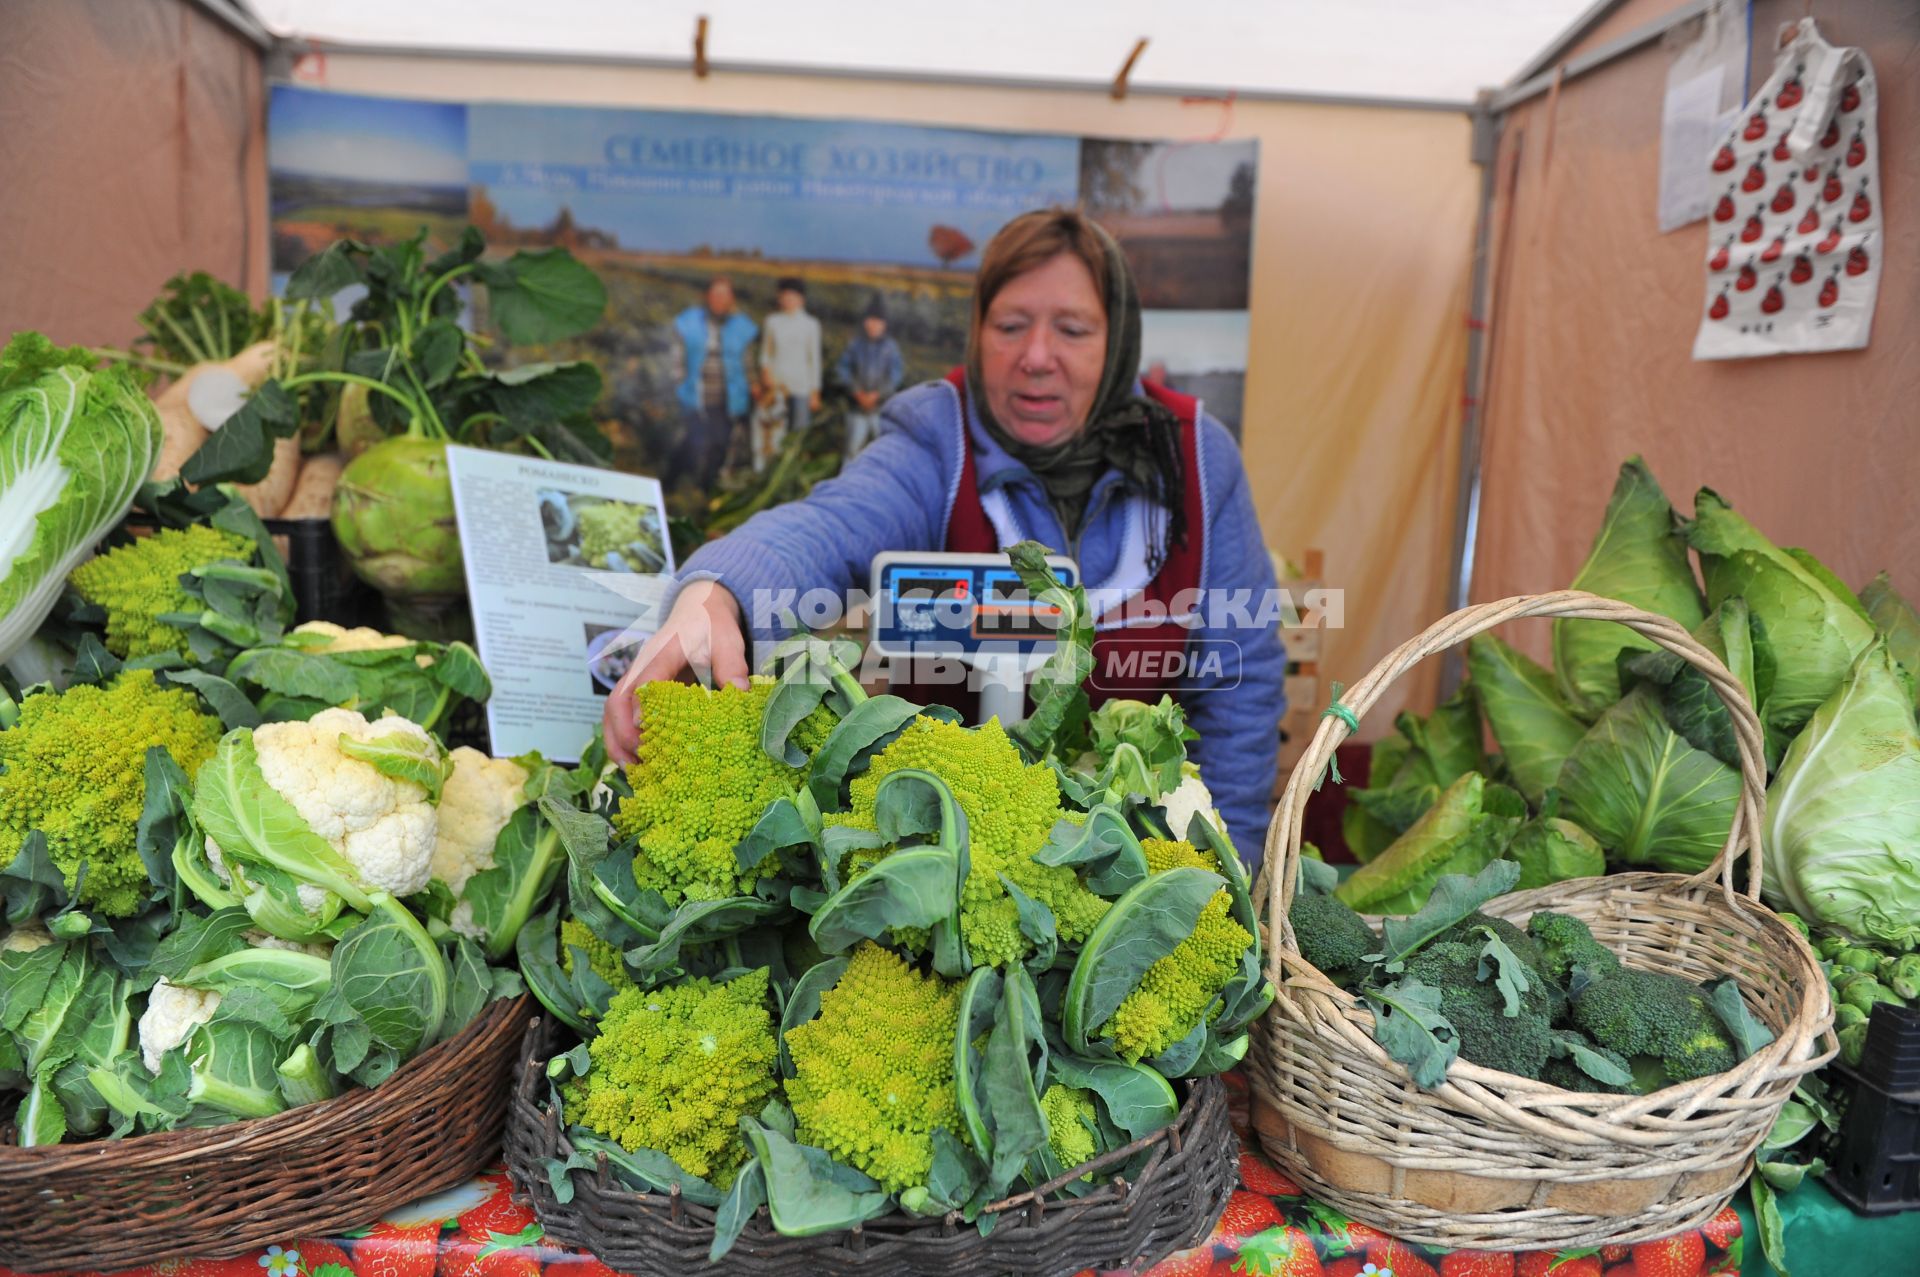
[868,550,1079,727]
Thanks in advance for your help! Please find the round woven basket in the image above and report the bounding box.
[1249,591,1836,1251]
[0,994,535,1273]
[503,1016,1236,1277]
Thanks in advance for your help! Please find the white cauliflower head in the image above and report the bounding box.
[250,707,441,898]
[1160,770,1224,844]
[292,619,413,654]
[1,922,54,953]
[138,979,222,1074]
[430,747,531,894]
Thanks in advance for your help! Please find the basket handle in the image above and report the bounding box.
[1260,590,1769,980]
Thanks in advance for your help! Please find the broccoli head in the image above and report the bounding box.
[69,524,256,659]
[1444,912,1566,1022]
[1400,941,1556,1078]
[784,944,963,1193]
[1289,891,1379,983]
[613,680,803,905]
[562,968,777,1189]
[1526,911,1622,985]
[1569,967,1735,1083]
[0,671,222,915]
[830,717,1109,968]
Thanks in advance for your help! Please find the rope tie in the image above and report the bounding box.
[1315,682,1360,789]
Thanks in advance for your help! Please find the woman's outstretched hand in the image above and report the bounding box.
[602,579,750,765]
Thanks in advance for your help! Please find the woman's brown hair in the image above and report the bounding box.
[969,208,1112,340]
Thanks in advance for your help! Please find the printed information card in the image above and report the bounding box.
[445,445,674,761]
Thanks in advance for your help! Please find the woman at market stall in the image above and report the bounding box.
[603,207,1286,865]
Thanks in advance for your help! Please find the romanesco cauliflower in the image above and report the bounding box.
[1042,1083,1099,1173]
[1100,838,1254,1063]
[69,524,254,659]
[612,680,801,904]
[576,501,651,570]
[563,968,776,1188]
[0,671,221,915]
[560,918,630,990]
[831,717,1108,968]
[784,945,963,1193]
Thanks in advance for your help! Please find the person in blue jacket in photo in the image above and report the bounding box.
[670,276,758,490]
[609,209,1286,871]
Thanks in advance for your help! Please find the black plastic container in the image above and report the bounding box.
[265,516,379,628]
[1826,1004,1920,1216]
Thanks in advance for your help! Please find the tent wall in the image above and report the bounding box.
[295,53,1481,728]
[0,0,268,348]
[1472,0,1920,658]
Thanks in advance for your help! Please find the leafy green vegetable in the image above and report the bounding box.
[1007,542,1094,761]
[1556,686,1740,874]
[1859,573,1920,711]
[0,339,161,669]
[1363,978,1459,1088]
[226,629,491,732]
[1552,457,1704,718]
[1340,689,1485,863]
[1763,645,1920,946]
[1689,488,1877,739]
[1335,773,1524,916]
[1467,633,1589,806]
[1504,813,1605,892]
[1375,859,1522,968]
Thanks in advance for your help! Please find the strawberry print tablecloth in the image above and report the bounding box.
[0,1073,1751,1277]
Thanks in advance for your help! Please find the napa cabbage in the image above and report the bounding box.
[0,335,161,668]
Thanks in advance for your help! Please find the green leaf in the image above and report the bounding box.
[1750,1172,1790,1277]
[2,831,69,925]
[1336,773,1520,916]
[161,669,262,731]
[1505,815,1606,892]
[806,696,927,810]
[739,1116,892,1237]
[180,380,299,486]
[1557,685,1741,874]
[454,804,562,961]
[15,1074,68,1146]
[182,1016,289,1120]
[192,728,372,915]
[1860,572,1920,711]
[778,957,849,1078]
[1475,925,1531,1016]
[1550,1032,1635,1087]
[1045,1050,1178,1139]
[146,907,257,980]
[1375,859,1522,969]
[480,248,608,344]
[808,847,960,954]
[1033,806,1149,897]
[1690,489,1877,739]
[735,795,819,875]
[1764,1100,1818,1153]
[1007,542,1094,760]
[624,895,786,981]
[1363,977,1459,1088]
[413,320,465,388]
[978,965,1050,1196]
[1000,874,1058,974]
[285,238,371,299]
[561,1126,726,1205]
[709,1157,768,1262]
[1061,866,1222,1056]
[433,641,492,700]
[1703,977,1775,1061]
[1553,458,1704,717]
[1468,633,1589,806]
[226,647,361,704]
[472,362,605,443]
[0,942,67,1033]
[337,729,451,802]
[314,895,449,1057]
[513,905,593,1036]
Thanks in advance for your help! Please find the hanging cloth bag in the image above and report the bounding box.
[1693,17,1881,360]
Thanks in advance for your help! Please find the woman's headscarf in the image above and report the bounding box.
[965,217,1188,568]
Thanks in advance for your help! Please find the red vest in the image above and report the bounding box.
[936,368,1206,711]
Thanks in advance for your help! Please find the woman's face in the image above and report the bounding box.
[978,251,1107,448]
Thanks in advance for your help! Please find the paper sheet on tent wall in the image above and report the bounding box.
[1693,17,1882,360]
[1658,0,1751,232]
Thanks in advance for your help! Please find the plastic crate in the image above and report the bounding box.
[1825,1004,1920,1216]
[264,515,379,628]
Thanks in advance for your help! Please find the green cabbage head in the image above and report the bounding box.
[0,335,161,668]
[1763,644,1920,947]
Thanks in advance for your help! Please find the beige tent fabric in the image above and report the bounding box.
[295,54,1484,732]
[1474,0,1920,662]
[0,0,268,349]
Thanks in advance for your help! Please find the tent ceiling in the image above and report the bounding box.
[245,0,1599,105]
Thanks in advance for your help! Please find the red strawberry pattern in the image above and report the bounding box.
[1803,161,1822,183]
[1632,1232,1705,1277]
[1740,163,1766,194]
[1709,288,1730,320]
[1847,243,1870,276]
[1711,143,1735,172]
[1735,262,1757,292]
[1823,167,1844,202]
[1238,1149,1304,1197]
[1790,253,1813,284]
[1742,108,1769,142]
[1700,1206,1741,1251]
[1740,211,1765,243]
[1771,131,1793,162]
[1769,183,1795,214]
[1215,1190,1287,1245]
[1819,270,1840,307]
[1760,235,1785,264]
[1818,220,1843,253]
[1849,184,1872,222]
[1712,190,1736,222]
[1761,276,1786,314]
[1797,203,1821,235]
[1841,79,1860,113]
[1709,239,1731,272]
[1442,1251,1517,1277]
[1820,118,1840,149]
[1846,128,1866,167]
[1777,68,1804,108]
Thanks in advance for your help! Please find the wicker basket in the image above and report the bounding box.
[504,1016,1235,1276]
[0,994,535,1273]
[1249,591,1836,1250]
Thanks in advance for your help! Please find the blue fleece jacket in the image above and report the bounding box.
[678,377,1286,871]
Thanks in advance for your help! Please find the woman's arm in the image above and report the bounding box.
[1179,418,1287,873]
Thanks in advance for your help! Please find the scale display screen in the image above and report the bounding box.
[869,552,1078,657]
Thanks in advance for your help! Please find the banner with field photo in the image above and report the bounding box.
[268,86,1257,517]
